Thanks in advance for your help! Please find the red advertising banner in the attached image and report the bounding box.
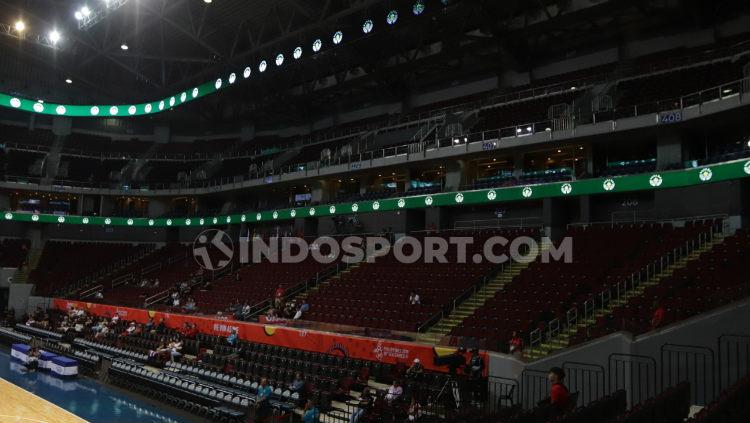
[53,299,486,374]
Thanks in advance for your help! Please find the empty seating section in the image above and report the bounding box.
[0,238,30,267]
[2,150,44,176]
[571,228,750,344]
[30,241,151,295]
[473,91,580,133]
[64,133,153,156]
[0,124,55,146]
[144,160,206,183]
[304,230,535,331]
[155,138,238,158]
[192,257,332,313]
[58,157,128,183]
[615,59,747,110]
[451,223,708,350]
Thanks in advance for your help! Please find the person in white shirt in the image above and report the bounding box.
[111,315,119,324]
[126,322,136,335]
[385,380,403,404]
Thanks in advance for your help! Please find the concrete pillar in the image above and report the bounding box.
[51,117,72,136]
[311,180,332,204]
[424,207,443,230]
[578,195,591,224]
[656,135,683,170]
[154,126,170,144]
[512,152,524,176]
[240,124,255,142]
[444,164,462,191]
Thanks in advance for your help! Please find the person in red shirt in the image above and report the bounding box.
[274,284,285,308]
[651,301,665,329]
[509,331,524,357]
[548,367,570,415]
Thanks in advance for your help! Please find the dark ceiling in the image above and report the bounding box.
[0,0,748,128]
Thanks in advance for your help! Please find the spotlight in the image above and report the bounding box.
[65,78,72,84]
[75,11,83,20]
[312,38,322,52]
[413,1,425,15]
[332,31,343,45]
[203,0,212,3]
[14,20,25,32]
[49,30,61,44]
[120,43,128,50]
[293,46,302,60]
[81,6,91,17]
[362,19,374,34]
[275,54,284,67]
[387,10,398,25]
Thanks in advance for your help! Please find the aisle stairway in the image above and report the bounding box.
[415,260,530,344]
[526,232,724,360]
[12,245,44,284]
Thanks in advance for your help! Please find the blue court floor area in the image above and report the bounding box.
[0,346,197,423]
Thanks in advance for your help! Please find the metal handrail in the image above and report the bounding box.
[529,222,719,354]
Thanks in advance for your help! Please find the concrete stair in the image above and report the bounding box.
[526,234,724,360]
[415,261,530,344]
[286,262,362,305]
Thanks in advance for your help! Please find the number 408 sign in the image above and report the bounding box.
[659,110,682,124]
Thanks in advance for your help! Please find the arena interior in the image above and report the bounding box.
[0,0,749,422]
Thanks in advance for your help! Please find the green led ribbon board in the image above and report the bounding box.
[4,159,749,227]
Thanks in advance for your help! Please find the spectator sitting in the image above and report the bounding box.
[509,331,524,357]
[168,338,183,363]
[181,322,197,339]
[651,300,665,329]
[125,322,137,336]
[255,378,273,420]
[294,300,310,320]
[94,291,104,300]
[349,386,373,423]
[184,297,197,312]
[153,278,160,288]
[406,358,423,377]
[274,284,285,308]
[409,291,421,305]
[266,308,278,319]
[227,328,238,346]
[406,396,422,422]
[302,399,320,423]
[385,380,403,404]
[289,372,305,392]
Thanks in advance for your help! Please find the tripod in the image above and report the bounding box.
[435,377,462,410]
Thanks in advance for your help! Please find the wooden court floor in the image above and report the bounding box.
[0,377,87,423]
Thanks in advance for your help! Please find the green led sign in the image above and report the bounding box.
[3,159,749,228]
